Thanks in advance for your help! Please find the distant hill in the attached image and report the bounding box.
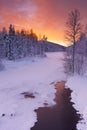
[38,40,66,52]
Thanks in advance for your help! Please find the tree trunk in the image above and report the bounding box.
[72,40,75,74]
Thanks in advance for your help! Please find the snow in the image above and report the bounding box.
[0,52,66,130]
[66,75,87,130]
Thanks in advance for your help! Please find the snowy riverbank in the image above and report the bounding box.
[66,75,87,130]
[1,52,85,130]
[0,52,66,130]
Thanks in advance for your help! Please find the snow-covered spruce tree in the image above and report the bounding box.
[40,35,47,56]
[15,30,23,59]
[65,9,82,75]
[0,27,8,59]
[28,29,38,56]
[19,29,27,57]
[7,24,16,60]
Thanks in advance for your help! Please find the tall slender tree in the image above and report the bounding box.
[66,9,82,73]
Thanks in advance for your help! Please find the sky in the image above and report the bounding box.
[0,0,87,45]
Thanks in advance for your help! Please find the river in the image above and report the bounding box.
[31,81,80,130]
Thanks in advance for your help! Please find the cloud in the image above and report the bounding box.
[0,0,87,42]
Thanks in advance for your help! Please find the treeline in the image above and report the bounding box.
[0,24,47,60]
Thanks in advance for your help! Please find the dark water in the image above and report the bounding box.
[31,82,80,130]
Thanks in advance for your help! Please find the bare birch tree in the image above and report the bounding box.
[66,9,82,73]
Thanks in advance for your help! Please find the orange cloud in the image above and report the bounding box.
[0,0,87,45]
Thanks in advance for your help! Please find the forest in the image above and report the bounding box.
[0,24,47,60]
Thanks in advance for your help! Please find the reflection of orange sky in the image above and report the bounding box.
[0,0,87,46]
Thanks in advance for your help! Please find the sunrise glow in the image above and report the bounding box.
[0,0,87,46]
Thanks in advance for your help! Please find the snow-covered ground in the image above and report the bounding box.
[66,75,87,130]
[0,52,66,130]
